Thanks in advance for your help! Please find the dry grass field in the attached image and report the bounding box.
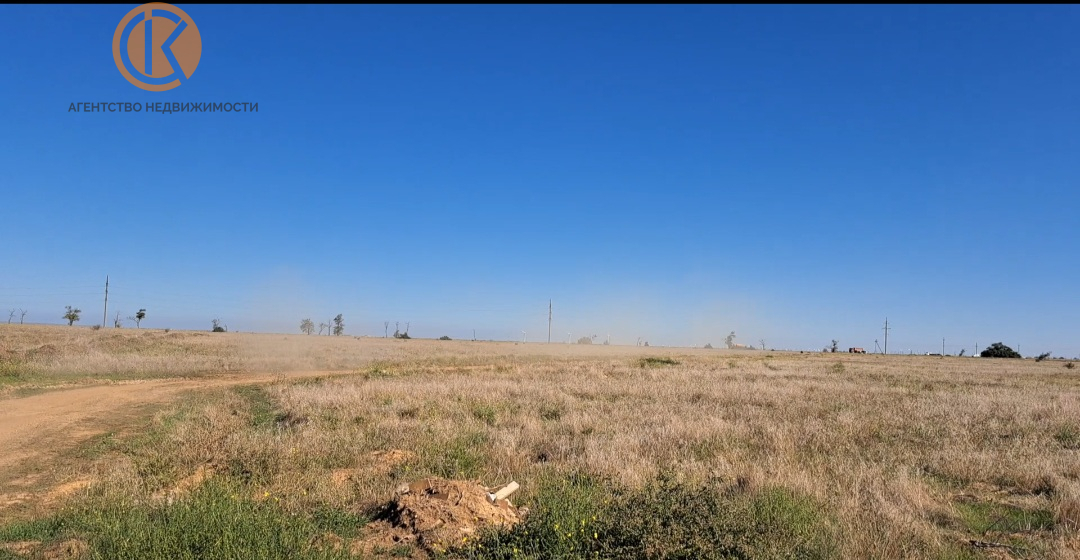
[1,324,1078,559]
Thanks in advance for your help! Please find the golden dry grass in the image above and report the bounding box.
[0,324,682,384]
[3,325,1080,558]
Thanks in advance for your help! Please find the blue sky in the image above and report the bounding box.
[1,5,1077,355]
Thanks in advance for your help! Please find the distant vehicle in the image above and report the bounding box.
[848,347,866,354]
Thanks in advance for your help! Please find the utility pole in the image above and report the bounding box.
[882,317,890,355]
[102,275,109,328]
[942,337,945,357]
[548,299,552,344]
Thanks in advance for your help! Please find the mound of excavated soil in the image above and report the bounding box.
[371,478,524,553]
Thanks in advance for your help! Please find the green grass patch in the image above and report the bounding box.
[472,404,497,426]
[1053,424,1080,450]
[233,385,279,429]
[955,501,1054,534]
[465,471,836,559]
[0,516,72,544]
[0,479,359,560]
[425,432,490,479]
[464,469,607,559]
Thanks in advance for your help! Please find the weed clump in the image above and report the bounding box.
[638,357,679,368]
[467,471,836,559]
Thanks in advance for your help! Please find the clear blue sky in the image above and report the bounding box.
[1,5,1077,356]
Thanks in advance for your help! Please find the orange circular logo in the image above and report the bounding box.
[113,3,202,91]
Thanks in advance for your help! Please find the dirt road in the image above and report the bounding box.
[0,370,353,514]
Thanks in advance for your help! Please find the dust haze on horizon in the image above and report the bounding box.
[3,269,1074,359]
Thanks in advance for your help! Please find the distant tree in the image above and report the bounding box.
[760,339,766,351]
[704,343,714,349]
[332,314,344,336]
[63,306,81,326]
[300,318,315,335]
[724,332,736,349]
[132,309,146,328]
[384,321,390,338]
[643,341,649,347]
[577,336,592,345]
[114,311,123,328]
[7,309,14,324]
[318,323,327,336]
[830,340,839,353]
[211,319,226,333]
[958,349,966,357]
[980,342,1021,359]
[19,309,27,324]
[1035,352,1052,362]
[439,335,451,341]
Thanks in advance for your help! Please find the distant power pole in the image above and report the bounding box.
[882,318,890,355]
[942,337,945,357]
[548,300,552,344]
[102,275,109,328]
